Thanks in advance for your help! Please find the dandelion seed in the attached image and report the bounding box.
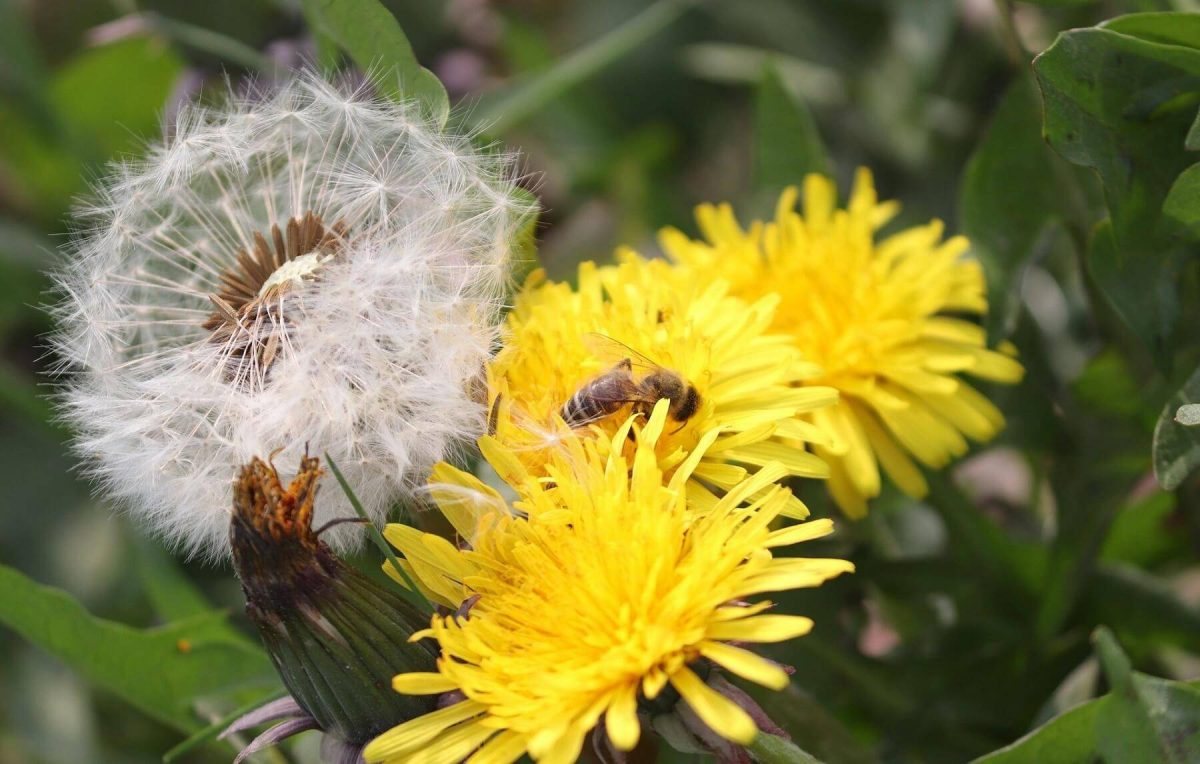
[50,73,536,558]
[364,403,854,763]
[659,169,1024,516]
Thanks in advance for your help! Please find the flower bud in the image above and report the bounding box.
[229,455,437,747]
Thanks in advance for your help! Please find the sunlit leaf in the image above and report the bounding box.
[1154,363,1200,489]
[0,563,276,734]
[300,0,449,125]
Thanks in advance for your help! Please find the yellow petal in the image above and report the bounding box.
[720,442,829,479]
[707,614,814,642]
[468,731,529,764]
[700,641,789,690]
[392,672,460,695]
[765,518,835,547]
[363,701,485,760]
[605,685,642,751]
[671,666,757,744]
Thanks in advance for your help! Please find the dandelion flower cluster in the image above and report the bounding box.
[487,254,837,519]
[365,403,853,763]
[51,74,535,557]
[659,169,1024,516]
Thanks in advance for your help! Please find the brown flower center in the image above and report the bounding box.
[204,211,347,378]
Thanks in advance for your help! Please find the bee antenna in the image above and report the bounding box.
[314,517,370,536]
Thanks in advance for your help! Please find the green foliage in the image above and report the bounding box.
[1094,628,1200,762]
[471,0,699,135]
[300,0,449,124]
[1034,13,1200,367]
[975,629,1200,763]
[0,563,277,734]
[1154,364,1200,489]
[960,77,1071,343]
[754,62,830,195]
[3,1,1200,762]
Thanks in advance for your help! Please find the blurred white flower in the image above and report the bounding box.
[50,73,535,559]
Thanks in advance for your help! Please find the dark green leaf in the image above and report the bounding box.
[472,0,698,134]
[972,694,1101,763]
[1095,627,1200,762]
[0,563,276,734]
[743,685,874,764]
[1100,492,1185,568]
[300,0,449,124]
[1154,362,1200,489]
[1034,16,1200,365]
[1163,163,1200,238]
[754,60,829,195]
[1086,563,1200,654]
[974,630,1200,762]
[960,77,1069,343]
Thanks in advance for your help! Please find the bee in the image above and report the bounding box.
[560,337,702,431]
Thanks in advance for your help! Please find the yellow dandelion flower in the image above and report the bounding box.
[487,254,838,520]
[363,403,853,764]
[658,168,1024,517]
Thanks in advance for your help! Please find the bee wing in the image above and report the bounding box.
[582,332,664,373]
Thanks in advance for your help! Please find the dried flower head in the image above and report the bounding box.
[50,73,536,558]
[228,455,437,756]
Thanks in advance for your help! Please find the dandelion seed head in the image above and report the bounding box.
[50,72,536,560]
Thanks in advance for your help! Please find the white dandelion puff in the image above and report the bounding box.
[49,73,537,560]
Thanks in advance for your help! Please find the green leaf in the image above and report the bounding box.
[300,0,449,125]
[1033,14,1200,365]
[134,542,255,648]
[1094,627,1200,762]
[754,60,829,195]
[1086,563,1200,654]
[1163,163,1200,239]
[973,691,1105,763]
[960,77,1069,343]
[745,732,823,764]
[973,630,1200,762]
[1101,492,1185,568]
[471,0,698,134]
[135,542,219,624]
[0,563,277,734]
[0,37,182,221]
[742,685,874,764]
[1154,362,1200,489]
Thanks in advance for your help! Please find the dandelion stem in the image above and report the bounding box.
[324,453,434,614]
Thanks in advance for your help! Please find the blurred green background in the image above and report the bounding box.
[3,1,1200,763]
